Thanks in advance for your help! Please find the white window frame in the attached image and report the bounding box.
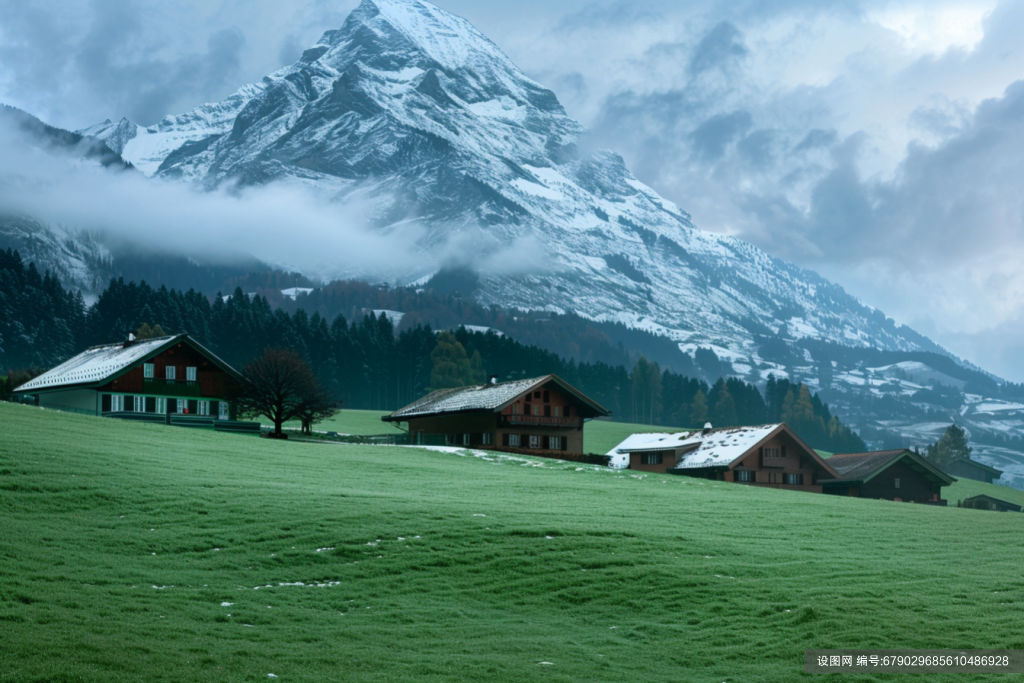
[481,433,493,445]
[894,478,900,489]
[165,366,176,381]
[111,395,124,412]
[143,363,155,379]
[462,433,471,446]
[186,366,197,381]
[529,435,540,449]
[736,470,755,482]
[177,399,186,414]
[764,447,781,458]
[198,400,210,416]
[156,398,167,414]
[550,436,563,451]
[219,402,229,420]
[640,451,662,465]
[508,434,521,447]
[134,396,144,413]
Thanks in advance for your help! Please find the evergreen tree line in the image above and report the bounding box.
[0,251,865,452]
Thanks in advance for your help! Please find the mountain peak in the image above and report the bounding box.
[345,0,513,73]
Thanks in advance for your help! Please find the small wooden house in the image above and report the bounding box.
[14,334,257,433]
[960,495,1021,512]
[616,423,838,493]
[382,375,610,457]
[820,449,954,505]
[943,457,1003,484]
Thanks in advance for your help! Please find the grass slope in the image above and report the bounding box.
[2,402,1023,682]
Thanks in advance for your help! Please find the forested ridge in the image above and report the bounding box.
[0,249,865,452]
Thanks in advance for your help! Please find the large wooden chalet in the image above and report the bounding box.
[382,375,610,457]
[820,449,955,505]
[616,423,837,493]
[14,334,258,433]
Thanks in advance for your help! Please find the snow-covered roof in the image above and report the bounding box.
[15,335,184,393]
[670,424,782,470]
[385,374,609,420]
[606,431,689,468]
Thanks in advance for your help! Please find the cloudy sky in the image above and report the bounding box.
[2,0,1024,379]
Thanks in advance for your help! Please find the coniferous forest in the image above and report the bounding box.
[0,249,866,453]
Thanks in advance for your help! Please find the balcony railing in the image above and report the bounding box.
[499,414,581,428]
[142,378,202,398]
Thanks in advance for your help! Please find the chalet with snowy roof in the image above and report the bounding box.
[820,449,954,505]
[614,423,838,493]
[942,457,1003,484]
[382,375,610,457]
[14,334,258,433]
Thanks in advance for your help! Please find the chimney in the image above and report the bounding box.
[489,375,499,386]
[703,422,713,435]
[123,332,136,348]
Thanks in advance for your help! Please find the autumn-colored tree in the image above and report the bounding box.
[429,331,483,390]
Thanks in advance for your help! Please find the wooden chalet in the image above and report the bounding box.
[615,423,838,493]
[13,334,258,434]
[960,494,1021,512]
[382,375,610,457]
[820,449,954,505]
[943,457,1003,484]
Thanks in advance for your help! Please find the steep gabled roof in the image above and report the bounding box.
[383,374,610,421]
[14,334,241,393]
[946,457,1003,476]
[820,449,955,486]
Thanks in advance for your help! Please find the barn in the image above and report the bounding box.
[943,457,1003,484]
[382,374,610,457]
[959,495,1021,512]
[13,334,258,433]
[615,423,838,493]
[820,449,955,505]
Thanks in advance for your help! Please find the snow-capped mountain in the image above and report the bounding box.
[80,0,944,369]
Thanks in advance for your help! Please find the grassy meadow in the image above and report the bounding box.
[2,402,1024,682]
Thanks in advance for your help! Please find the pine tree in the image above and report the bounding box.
[688,389,708,427]
[928,424,972,467]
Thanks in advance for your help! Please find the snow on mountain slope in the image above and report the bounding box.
[76,0,945,371]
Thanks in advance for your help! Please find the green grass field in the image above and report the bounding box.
[2,402,1023,682]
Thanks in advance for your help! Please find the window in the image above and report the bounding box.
[529,435,540,449]
[767,472,780,484]
[143,363,155,379]
[544,405,551,417]
[533,404,542,416]
[198,401,210,416]
[894,478,900,489]
[784,473,803,485]
[133,396,144,413]
[165,366,176,381]
[511,403,519,415]
[462,434,471,446]
[177,399,187,414]
[482,433,494,446]
[641,452,663,465]
[763,447,781,458]
[111,395,124,412]
[552,406,561,417]
[543,390,550,403]
[736,470,755,482]
[534,391,541,398]
[156,398,167,414]
[549,436,563,451]
[508,434,521,447]
[219,402,229,420]
[186,367,197,381]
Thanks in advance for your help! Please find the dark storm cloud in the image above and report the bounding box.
[689,110,754,161]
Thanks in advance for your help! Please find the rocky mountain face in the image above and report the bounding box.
[4,0,1020,482]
